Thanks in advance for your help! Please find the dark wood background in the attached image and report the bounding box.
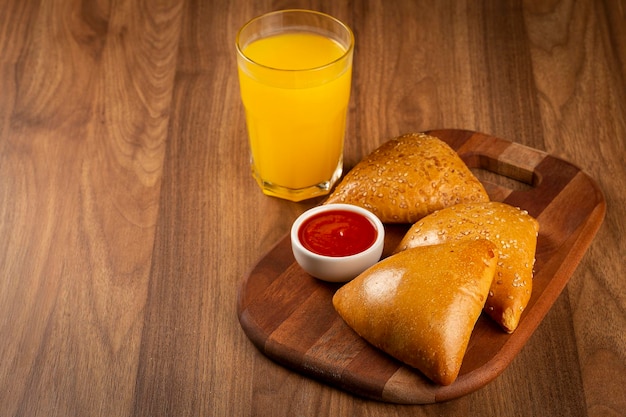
[0,0,624,416]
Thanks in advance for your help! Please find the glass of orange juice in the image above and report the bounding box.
[236,10,354,202]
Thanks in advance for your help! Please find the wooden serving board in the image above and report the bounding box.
[237,129,606,404]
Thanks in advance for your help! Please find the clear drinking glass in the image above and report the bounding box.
[236,9,354,202]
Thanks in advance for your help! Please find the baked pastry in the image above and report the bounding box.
[325,133,489,223]
[395,202,539,333]
[332,239,498,386]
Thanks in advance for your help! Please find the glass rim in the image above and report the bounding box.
[235,9,354,73]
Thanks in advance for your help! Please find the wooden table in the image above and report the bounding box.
[1,1,624,416]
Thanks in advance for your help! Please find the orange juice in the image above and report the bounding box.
[237,30,353,201]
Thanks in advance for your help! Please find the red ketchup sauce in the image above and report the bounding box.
[298,209,378,257]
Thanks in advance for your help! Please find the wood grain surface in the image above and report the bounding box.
[1,1,624,416]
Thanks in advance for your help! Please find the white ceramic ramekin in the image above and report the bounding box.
[291,203,385,282]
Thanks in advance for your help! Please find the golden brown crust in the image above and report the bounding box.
[332,239,498,386]
[325,133,489,223]
[395,202,539,333]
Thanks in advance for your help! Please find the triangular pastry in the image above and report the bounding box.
[396,202,539,333]
[325,133,489,223]
[332,239,498,386]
